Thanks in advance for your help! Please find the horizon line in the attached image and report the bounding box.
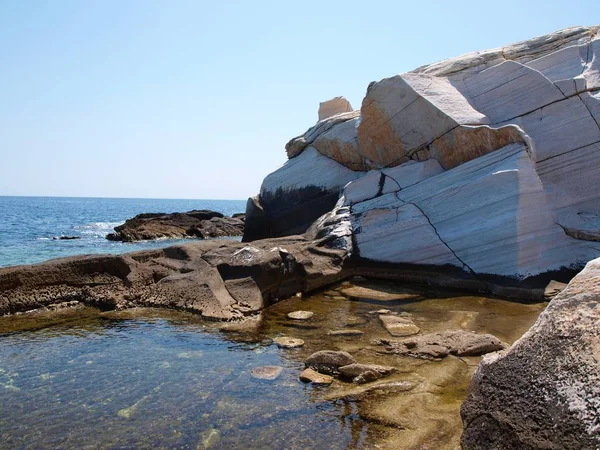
[0,194,248,201]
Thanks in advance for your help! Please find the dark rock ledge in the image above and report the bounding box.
[106,210,244,242]
[0,236,346,320]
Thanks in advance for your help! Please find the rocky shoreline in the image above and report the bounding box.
[106,210,244,242]
[2,25,600,449]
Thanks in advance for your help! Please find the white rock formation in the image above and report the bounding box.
[318,96,353,121]
[246,25,600,282]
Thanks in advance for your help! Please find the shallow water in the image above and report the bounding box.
[0,196,246,267]
[0,279,547,449]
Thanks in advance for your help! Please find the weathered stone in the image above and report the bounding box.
[379,315,420,337]
[341,285,422,302]
[318,96,353,121]
[106,210,244,242]
[273,337,305,348]
[378,330,506,360]
[304,350,357,375]
[461,257,600,449]
[299,368,333,385]
[287,311,314,320]
[338,363,395,381]
[543,280,568,300]
[0,235,348,319]
[327,329,364,337]
[250,366,283,381]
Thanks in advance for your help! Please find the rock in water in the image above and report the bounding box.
[106,210,244,242]
[461,257,600,449]
[250,366,283,381]
[305,350,357,375]
[299,368,334,385]
[338,363,395,384]
[379,315,420,337]
[378,330,506,360]
[273,337,305,348]
[286,311,314,320]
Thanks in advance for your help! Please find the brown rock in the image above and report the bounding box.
[341,285,423,302]
[543,279,568,300]
[327,329,364,337]
[379,329,506,360]
[0,235,348,320]
[299,368,333,385]
[106,210,244,242]
[379,315,420,337]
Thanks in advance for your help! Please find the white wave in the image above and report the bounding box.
[75,222,121,238]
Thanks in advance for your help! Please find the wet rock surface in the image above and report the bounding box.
[287,310,314,320]
[378,330,507,360]
[106,210,244,242]
[273,336,305,348]
[299,368,334,385]
[379,314,420,337]
[250,366,283,380]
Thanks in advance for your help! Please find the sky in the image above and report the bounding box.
[0,0,597,200]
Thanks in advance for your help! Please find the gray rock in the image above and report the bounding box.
[338,363,396,382]
[461,257,600,450]
[305,350,357,375]
[379,330,506,360]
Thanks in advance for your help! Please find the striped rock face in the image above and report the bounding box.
[246,25,600,290]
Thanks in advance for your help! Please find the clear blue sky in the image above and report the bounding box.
[0,0,596,199]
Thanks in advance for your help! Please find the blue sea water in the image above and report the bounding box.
[0,196,247,268]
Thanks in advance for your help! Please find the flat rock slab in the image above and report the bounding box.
[299,368,334,385]
[341,285,423,302]
[378,329,506,360]
[273,337,305,348]
[287,311,314,320]
[543,280,568,300]
[328,329,364,337]
[379,315,420,337]
[250,366,283,380]
[305,350,357,375]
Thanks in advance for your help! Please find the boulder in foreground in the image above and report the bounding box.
[461,256,600,449]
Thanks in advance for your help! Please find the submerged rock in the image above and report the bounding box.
[273,337,305,348]
[378,329,506,360]
[106,210,244,242]
[305,350,357,375]
[250,366,283,381]
[379,315,420,337]
[286,311,314,320]
[327,329,364,337]
[338,363,395,384]
[461,257,600,450]
[299,368,334,385]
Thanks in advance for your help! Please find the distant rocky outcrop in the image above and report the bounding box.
[244,25,600,289]
[461,256,600,449]
[106,210,244,242]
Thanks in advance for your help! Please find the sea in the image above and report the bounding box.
[0,196,247,268]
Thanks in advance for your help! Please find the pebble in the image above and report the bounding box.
[287,311,314,320]
[273,337,305,348]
